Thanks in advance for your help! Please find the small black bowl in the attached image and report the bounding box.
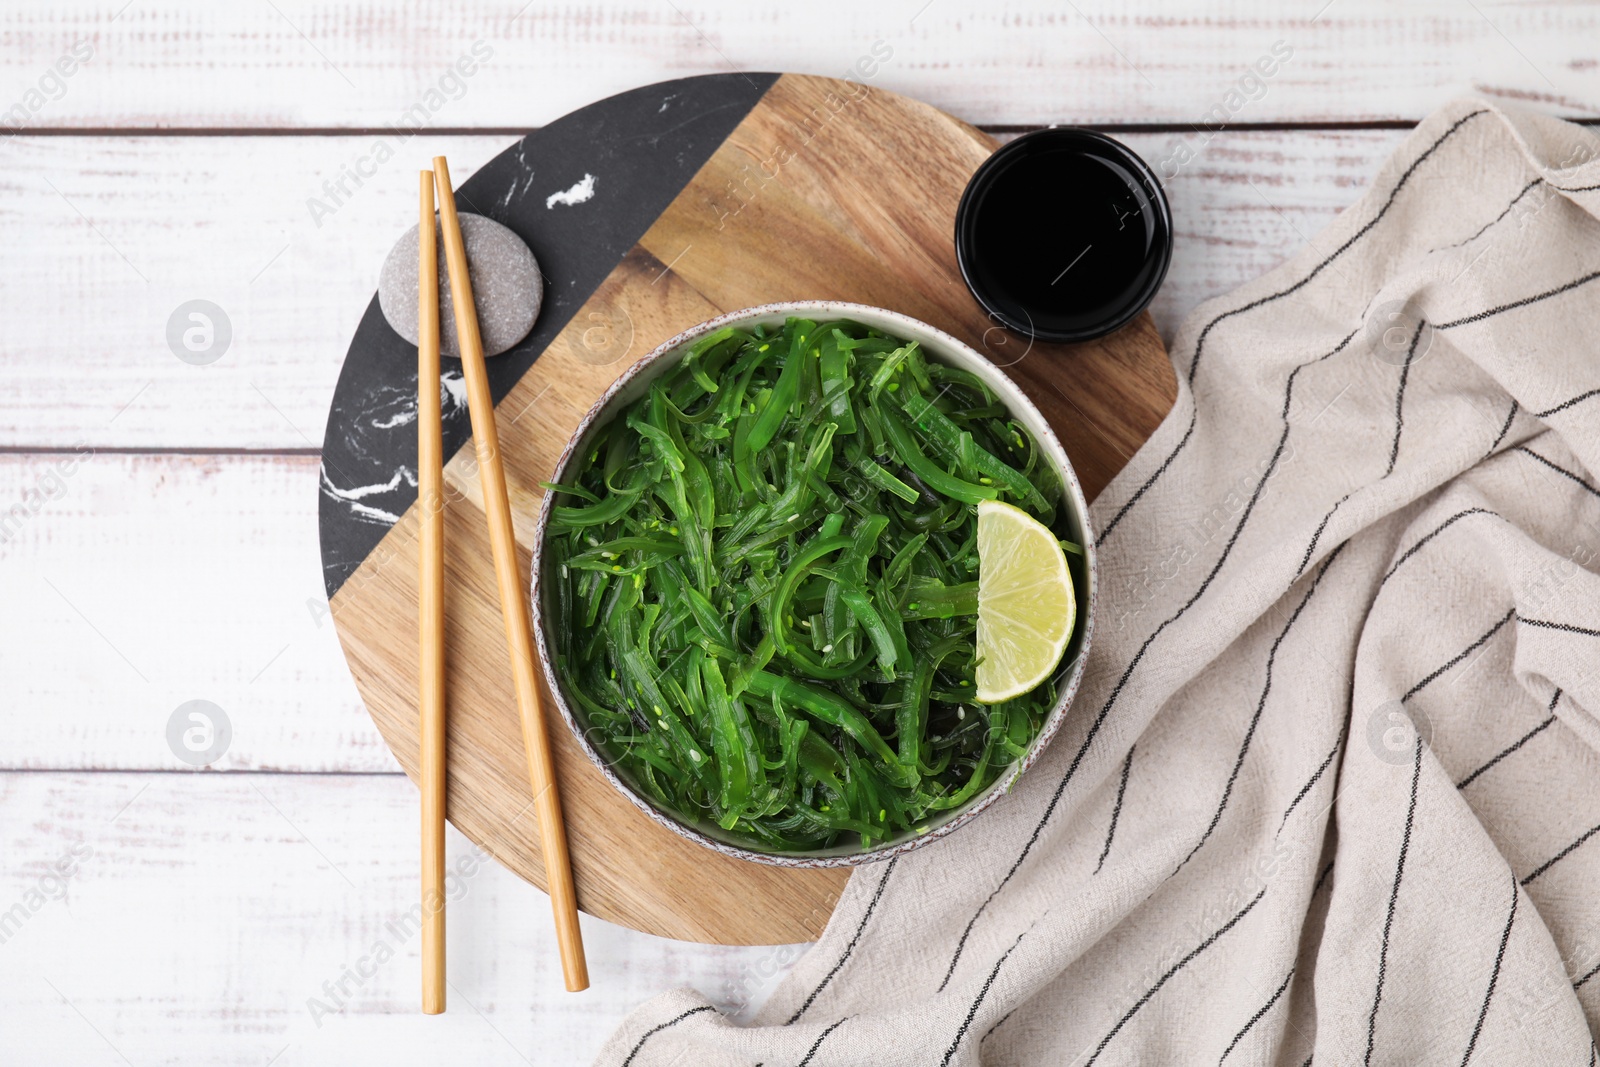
[955,128,1172,344]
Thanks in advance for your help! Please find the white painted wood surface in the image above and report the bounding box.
[0,0,1595,128]
[1,4,1594,1063]
[0,451,382,771]
[0,774,794,1066]
[0,135,505,450]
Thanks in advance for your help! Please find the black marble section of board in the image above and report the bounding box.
[319,72,780,597]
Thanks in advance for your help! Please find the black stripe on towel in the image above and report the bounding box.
[1098,110,1488,541]
[1095,745,1137,875]
[1522,822,1600,886]
[1100,409,1198,541]
[1436,267,1600,330]
[1295,491,1353,580]
[1441,178,1544,250]
[1515,447,1600,501]
[1518,617,1600,638]
[1385,319,1427,477]
[1085,888,1268,1067]
[1402,609,1516,703]
[1459,871,1518,1067]
[1534,388,1600,418]
[786,858,898,1024]
[1485,400,1519,456]
[1279,729,1345,833]
[1218,966,1296,1064]
[1364,736,1424,1067]
[796,1018,847,1067]
[1379,508,1499,588]
[1457,688,1562,790]
[620,1005,716,1067]
[1178,545,1348,873]
[980,1008,1017,1045]
[940,929,1028,1067]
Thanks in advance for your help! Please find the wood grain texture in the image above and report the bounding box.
[415,167,447,1015]
[0,1,1595,129]
[0,450,393,772]
[330,74,1175,945]
[0,771,789,1066]
[0,133,506,450]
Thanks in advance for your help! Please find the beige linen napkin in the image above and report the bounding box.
[599,98,1600,1066]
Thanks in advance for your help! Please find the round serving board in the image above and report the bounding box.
[319,73,1176,945]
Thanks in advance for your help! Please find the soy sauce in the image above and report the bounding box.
[955,129,1171,344]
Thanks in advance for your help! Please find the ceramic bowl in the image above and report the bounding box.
[530,301,1096,867]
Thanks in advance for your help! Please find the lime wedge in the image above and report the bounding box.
[975,499,1076,704]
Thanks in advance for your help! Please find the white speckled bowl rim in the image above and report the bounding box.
[530,301,1097,868]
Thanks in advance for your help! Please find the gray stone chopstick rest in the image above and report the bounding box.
[379,213,542,358]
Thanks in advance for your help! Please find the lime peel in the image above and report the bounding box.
[975,499,1076,704]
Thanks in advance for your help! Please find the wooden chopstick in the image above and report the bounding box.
[417,169,448,1015]
[432,155,590,993]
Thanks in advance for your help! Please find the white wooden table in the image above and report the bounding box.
[2,3,1595,1063]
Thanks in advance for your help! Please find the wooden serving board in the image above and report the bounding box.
[319,73,1175,945]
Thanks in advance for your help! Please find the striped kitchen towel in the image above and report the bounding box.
[597,98,1600,1066]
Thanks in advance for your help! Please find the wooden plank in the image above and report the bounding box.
[0,450,394,772]
[0,1,1594,129]
[0,771,794,1066]
[0,128,1406,450]
[0,134,505,450]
